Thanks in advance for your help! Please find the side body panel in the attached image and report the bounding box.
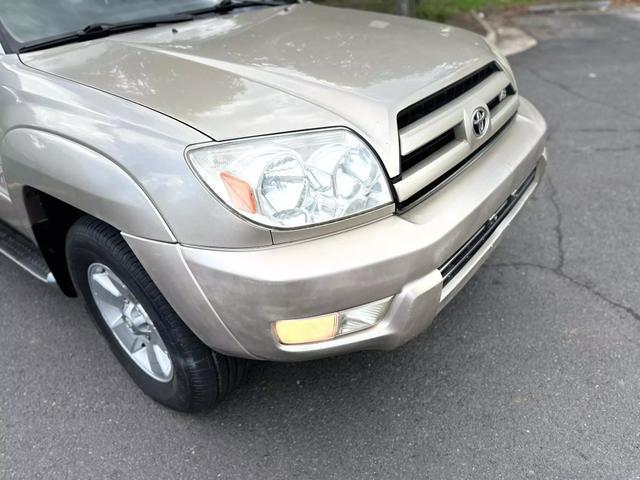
[0,49,22,234]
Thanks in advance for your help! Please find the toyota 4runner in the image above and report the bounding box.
[0,0,547,411]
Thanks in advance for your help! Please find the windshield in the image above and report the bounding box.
[0,0,223,45]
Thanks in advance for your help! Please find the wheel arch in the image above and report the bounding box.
[1,128,177,295]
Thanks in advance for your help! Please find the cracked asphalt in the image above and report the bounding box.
[2,8,640,480]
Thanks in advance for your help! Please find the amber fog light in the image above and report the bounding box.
[274,297,393,345]
[274,314,339,345]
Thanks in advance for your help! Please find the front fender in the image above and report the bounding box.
[2,128,175,242]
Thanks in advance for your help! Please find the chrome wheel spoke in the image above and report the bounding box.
[145,344,166,378]
[147,329,166,354]
[92,271,121,298]
[146,330,172,376]
[87,263,174,382]
[90,272,125,313]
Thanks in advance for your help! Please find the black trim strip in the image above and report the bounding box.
[400,127,457,172]
[397,62,500,130]
[439,168,536,286]
[0,19,18,54]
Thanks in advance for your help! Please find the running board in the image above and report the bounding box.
[0,221,56,285]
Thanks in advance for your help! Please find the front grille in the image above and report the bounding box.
[393,60,520,209]
[397,62,500,130]
[396,62,516,179]
[439,168,536,286]
[397,113,516,211]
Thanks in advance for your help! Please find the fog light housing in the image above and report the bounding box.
[274,297,393,345]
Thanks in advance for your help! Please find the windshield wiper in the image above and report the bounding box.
[185,0,292,15]
[19,13,195,53]
[18,1,294,54]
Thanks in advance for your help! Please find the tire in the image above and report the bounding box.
[65,216,248,412]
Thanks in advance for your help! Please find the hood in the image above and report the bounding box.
[21,3,496,176]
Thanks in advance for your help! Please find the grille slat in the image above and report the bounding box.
[400,128,456,172]
[397,62,500,130]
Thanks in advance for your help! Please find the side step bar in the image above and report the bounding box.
[0,221,56,285]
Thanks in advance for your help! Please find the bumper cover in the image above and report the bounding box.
[125,97,547,361]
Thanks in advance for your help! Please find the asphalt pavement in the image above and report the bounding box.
[2,8,640,480]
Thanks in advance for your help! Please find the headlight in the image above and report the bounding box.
[187,129,393,228]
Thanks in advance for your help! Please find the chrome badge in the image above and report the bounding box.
[471,106,490,138]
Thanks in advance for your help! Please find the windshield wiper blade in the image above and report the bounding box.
[19,13,195,53]
[185,0,291,15]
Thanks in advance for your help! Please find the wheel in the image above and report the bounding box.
[65,216,248,412]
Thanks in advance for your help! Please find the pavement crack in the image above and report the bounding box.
[570,128,640,134]
[558,270,640,323]
[487,263,640,323]
[488,261,548,270]
[571,447,589,462]
[592,145,640,153]
[527,68,640,121]
[546,173,565,271]
[487,171,640,322]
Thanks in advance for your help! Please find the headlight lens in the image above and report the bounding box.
[187,129,393,228]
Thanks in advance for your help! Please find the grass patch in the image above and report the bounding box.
[418,0,543,21]
[317,0,546,21]
[318,0,396,13]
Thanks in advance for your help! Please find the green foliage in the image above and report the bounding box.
[418,0,541,20]
[318,0,543,21]
[416,0,452,21]
[318,0,396,13]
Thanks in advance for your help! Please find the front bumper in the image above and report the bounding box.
[125,97,547,361]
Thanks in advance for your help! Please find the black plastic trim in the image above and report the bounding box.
[439,168,536,286]
[400,128,457,172]
[397,62,500,130]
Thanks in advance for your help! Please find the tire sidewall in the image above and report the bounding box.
[67,233,193,409]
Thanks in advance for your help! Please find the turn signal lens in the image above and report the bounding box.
[220,171,256,214]
[274,297,393,345]
[274,314,338,345]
